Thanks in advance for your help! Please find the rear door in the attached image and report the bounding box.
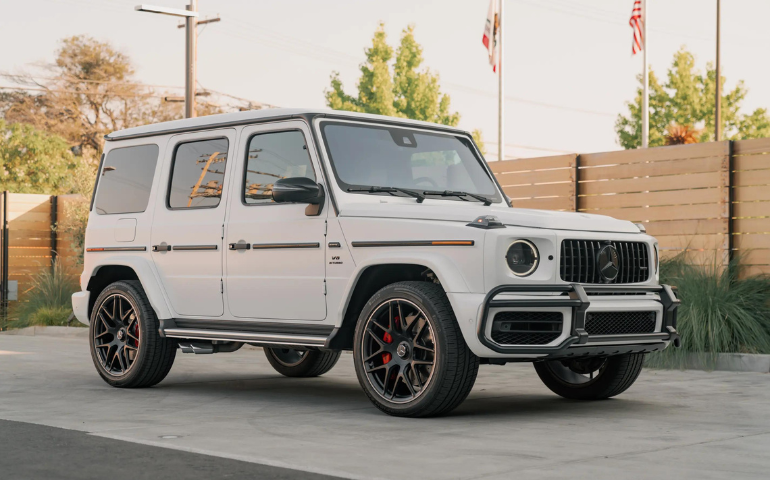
[150,129,236,317]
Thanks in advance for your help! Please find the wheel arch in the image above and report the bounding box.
[84,257,172,321]
[326,256,469,350]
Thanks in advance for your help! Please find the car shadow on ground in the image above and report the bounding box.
[152,373,659,420]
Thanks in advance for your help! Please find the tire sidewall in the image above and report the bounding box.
[89,282,155,387]
[353,283,452,415]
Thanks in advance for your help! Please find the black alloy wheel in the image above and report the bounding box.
[361,298,437,404]
[534,353,645,400]
[545,357,608,386]
[263,347,341,377]
[89,280,177,388]
[269,348,307,367]
[93,293,141,376]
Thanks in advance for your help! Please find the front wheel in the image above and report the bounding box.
[353,281,479,417]
[533,353,645,400]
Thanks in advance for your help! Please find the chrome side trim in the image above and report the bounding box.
[251,242,320,249]
[172,245,218,251]
[162,328,327,347]
[351,240,475,248]
[86,246,147,252]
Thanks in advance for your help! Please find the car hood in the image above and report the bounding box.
[338,202,641,234]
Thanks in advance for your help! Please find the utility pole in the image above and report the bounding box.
[135,3,219,119]
[185,0,198,118]
[715,0,722,142]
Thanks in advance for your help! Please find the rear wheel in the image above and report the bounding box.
[353,281,479,417]
[263,348,341,377]
[533,353,645,400]
[89,281,176,388]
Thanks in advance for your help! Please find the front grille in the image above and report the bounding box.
[560,240,650,284]
[491,311,563,345]
[585,311,656,335]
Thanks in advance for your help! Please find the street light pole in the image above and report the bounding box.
[135,3,200,118]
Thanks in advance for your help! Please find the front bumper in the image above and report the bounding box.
[477,284,680,360]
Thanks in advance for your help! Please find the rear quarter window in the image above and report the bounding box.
[94,144,159,215]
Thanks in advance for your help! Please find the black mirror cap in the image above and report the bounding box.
[272,177,325,216]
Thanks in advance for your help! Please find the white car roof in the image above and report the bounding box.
[105,108,470,141]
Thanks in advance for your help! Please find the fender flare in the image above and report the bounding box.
[84,255,173,320]
[335,252,472,326]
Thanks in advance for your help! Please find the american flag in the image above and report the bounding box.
[630,0,644,55]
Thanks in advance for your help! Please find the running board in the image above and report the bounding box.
[162,328,328,347]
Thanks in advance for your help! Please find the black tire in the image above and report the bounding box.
[264,348,341,377]
[89,280,177,388]
[353,281,479,418]
[533,353,645,400]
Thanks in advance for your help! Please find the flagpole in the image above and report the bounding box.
[715,0,721,141]
[498,0,505,162]
[642,0,649,148]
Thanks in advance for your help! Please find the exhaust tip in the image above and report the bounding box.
[673,337,682,348]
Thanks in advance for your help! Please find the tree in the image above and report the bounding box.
[616,47,770,149]
[326,24,484,147]
[2,36,222,159]
[0,120,88,194]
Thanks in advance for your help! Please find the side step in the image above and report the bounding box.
[159,319,332,348]
[164,328,327,347]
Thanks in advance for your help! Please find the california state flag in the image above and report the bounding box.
[482,0,499,72]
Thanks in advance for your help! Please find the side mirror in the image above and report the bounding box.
[272,177,325,216]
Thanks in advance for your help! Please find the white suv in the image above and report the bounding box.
[72,108,680,417]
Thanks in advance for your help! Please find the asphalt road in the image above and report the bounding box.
[2,333,770,479]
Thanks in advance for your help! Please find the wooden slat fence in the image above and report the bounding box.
[0,192,86,324]
[491,139,770,273]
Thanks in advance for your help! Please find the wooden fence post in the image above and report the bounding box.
[573,154,581,212]
[50,195,58,271]
[1,191,8,327]
[721,141,734,267]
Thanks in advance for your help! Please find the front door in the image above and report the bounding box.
[151,129,236,317]
[225,122,327,320]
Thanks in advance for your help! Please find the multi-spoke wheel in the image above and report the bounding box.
[264,347,341,377]
[89,281,176,388]
[93,293,141,376]
[353,281,479,417]
[534,353,645,400]
[361,298,436,403]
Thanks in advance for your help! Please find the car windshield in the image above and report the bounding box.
[320,122,503,204]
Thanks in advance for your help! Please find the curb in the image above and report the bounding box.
[681,353,770,374]
[0,326,88,338]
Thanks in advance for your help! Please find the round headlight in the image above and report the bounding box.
[506,240,539,276]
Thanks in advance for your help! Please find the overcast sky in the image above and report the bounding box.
[1,0,768,159]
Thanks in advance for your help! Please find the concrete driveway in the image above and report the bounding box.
[1,333,769,479]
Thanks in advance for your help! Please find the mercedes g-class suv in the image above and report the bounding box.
[72,108,680,417]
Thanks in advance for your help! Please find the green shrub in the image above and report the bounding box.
[9,259,81,329]
[647,253,770,368]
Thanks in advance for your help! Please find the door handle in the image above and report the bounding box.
[152,244,171,252]
[229,242,251,251]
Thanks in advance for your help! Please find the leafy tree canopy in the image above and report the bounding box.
[1,35,221,159]
[0,120,88,194]
[326,24,485,153]
[616,47,770,149]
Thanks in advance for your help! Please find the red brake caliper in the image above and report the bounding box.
[382,323,394,364]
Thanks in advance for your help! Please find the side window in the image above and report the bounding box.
[94,144,159,215]
[243,130,315,205]
[168,138,229,209]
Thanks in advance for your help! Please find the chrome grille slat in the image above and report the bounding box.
[560,240,650,284]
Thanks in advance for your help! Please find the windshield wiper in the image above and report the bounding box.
[423,190,492,206]
[347,186,425,203]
